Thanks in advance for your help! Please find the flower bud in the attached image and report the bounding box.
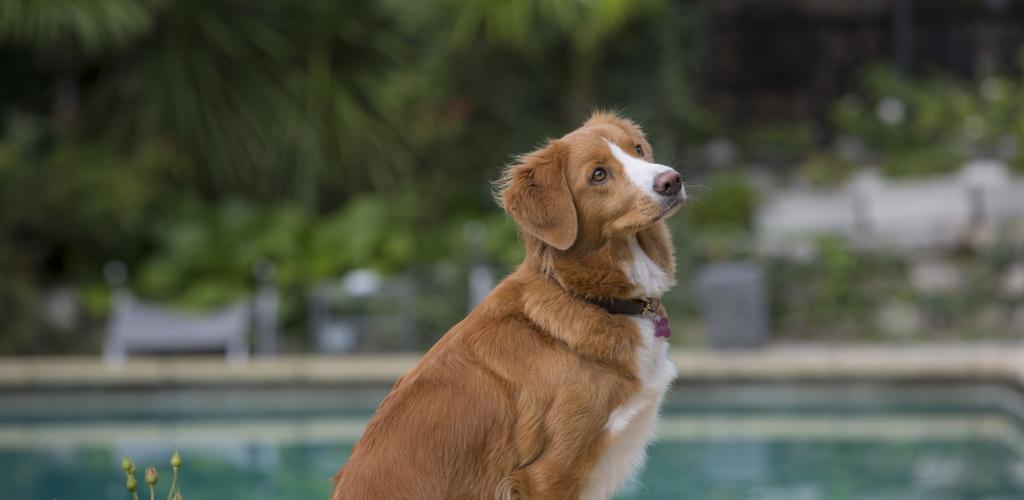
[145,466,158,487]
[126,475,138,493]
[171,449,181,470]
[121,457,132,473]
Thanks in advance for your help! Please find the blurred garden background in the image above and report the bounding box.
[4,0,1024,355]
[7,2,1024,499]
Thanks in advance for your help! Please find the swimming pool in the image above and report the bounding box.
[2,381,1022,499]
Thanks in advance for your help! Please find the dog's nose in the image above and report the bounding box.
[653,171,682,197]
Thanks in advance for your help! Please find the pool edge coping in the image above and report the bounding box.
[1,343,1022,390]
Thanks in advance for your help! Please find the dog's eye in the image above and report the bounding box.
[634,145,644,156]
[591,167,608,183]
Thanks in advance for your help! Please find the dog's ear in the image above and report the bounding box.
[498,140,578,251]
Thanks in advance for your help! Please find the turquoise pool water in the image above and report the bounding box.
[1,382,1022,499]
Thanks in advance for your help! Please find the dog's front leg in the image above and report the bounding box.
[503,388,609,500]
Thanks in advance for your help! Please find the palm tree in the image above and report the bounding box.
[431,0,666,119]
[0,0,160,126]
[1,0,414,205]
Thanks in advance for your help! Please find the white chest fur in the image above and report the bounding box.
[579,318,677,500]
[580,237,678,500]
[624,236,674,298]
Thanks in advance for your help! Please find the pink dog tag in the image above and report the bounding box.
[653,316,671,338]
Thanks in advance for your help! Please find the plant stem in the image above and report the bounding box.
[165,469,178,500]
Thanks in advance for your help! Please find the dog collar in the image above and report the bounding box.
[586,297,671,338]
[587,297,660,316]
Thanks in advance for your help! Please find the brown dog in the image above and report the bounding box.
[332,112,685,500]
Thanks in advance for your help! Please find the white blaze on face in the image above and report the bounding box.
[605,140,686,202]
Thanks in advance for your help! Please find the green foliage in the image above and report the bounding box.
[816,237,864,321]
[878,145,962,178]
[136,200,306,308]
[798,153,857,187]
[0,116,174,276]
[831,64,1024,177]
[113,0,413,201]
[7,0,1024,352]
[0,0,159,53]
[121,195,521,351]
[133,194,521,310]
[481,212,524,271]
[0,115,176,353]
[684,172,758,233]
[739,121,815,163]
[52,0,700,313]
[763,236,1022,341]
[0,278,42,354]
[435,0,665,56]
[769,237,903,340]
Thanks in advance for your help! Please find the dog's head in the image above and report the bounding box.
[497,112,684,298]
[498,112,685,254]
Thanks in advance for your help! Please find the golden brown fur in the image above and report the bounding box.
[332,111,678,500]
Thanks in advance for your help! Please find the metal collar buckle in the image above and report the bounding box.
[640,298,661,317]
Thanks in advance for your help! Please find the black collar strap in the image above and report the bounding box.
[587,297,660,316]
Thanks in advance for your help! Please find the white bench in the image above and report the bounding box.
[756,163,1024,253]
[102,261,278,364]
[103,290,250,364]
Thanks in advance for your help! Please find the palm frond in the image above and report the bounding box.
[0,0,160,53]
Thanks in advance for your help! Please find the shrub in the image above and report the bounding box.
[684,172,759,233]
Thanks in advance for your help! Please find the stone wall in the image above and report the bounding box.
[757,160,1024,254]
[754,160,1024,340]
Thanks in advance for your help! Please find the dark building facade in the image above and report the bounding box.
[705,0,1024,126]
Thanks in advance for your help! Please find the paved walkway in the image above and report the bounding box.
[1,343,1022,388]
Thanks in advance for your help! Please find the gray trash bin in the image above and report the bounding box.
[697,261,768,348]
